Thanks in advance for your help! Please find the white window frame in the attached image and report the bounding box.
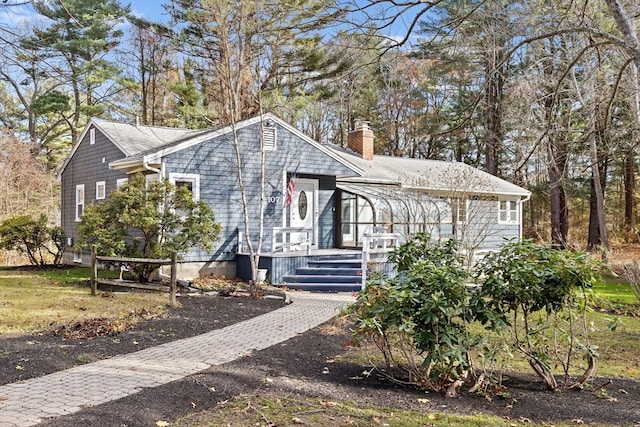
[116,178,128,188]
[453,198,467,223]
[73,251,82,263]
[168,173,200,201]
[498,199,518,224]
[75,184,85,221]
[95,181,106,200]
[89,128,95,145]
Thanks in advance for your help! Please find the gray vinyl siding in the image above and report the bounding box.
[60,126,128,247]
[458,199,520,251]
[162,122,355,262]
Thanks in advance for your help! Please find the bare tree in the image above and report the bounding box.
[121,19,177,126]
[341,0,640,248]
[0,131,58,219]
[604,0,640,68]
[374,163,512,269]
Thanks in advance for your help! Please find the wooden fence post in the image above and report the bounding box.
[90,245,97,296]
[169,252,177,306]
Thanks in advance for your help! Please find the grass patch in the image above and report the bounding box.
[343,309,640,382]
[0,267,168,335]
[588,311,640,379]
[173,392,582,427]
[174,393,496,427]
[593,274,638,305]
[31,266,95,283]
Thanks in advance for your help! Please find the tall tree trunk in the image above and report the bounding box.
[586,107,609,251]
[624,149,635,231]
[484,56,503,176]
[548,136,569,249]
[626,63,640,234]
[586,152,609,250]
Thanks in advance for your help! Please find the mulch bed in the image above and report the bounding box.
[0,293,285,386]
[1,293,639,427]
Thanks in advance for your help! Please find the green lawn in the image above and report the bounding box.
[593,274,638,305]
[173,393,585,427]
[0,267,168,335]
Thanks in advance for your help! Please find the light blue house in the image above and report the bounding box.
[59,114,530,290]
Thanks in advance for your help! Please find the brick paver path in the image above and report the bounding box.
[0,292,354,426]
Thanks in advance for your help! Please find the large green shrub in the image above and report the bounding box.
[0,213,64,266]
[473,240,604,390]
[350,234,487,394]
[350,236,604,395]
[76,174,222,282]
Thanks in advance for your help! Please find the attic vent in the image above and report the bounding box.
[263,126,276,151]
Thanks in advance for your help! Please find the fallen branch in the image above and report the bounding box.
[246,400,272,426]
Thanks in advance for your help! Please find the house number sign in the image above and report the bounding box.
[266,194,281,204]
[264,190,282,217]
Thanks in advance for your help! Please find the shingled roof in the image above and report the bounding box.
[329,146,530,198]
[91,119,209,157]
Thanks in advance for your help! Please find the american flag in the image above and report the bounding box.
[284,176,296,207]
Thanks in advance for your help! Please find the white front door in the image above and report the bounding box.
[289,178,318,248]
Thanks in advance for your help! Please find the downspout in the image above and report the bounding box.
[519,193,531,240]
[143,161,162,175]
[143,159,166,279]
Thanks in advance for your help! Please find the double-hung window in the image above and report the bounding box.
[499,200,518,223]
[452,198,467,223]
[169,174,200,218]
[95,181,106,200]
[75,184,85,221]
[169,173,200,201]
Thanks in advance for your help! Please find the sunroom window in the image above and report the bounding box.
[340,192,375,247]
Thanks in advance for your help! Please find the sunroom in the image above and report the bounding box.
[335,182,516,250]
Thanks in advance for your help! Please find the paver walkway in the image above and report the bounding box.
[0,292,355,427]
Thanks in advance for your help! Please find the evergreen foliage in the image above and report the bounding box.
[76,174,222,282]
[350,235,604,394]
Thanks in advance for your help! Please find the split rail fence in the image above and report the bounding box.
[90,246,178,306]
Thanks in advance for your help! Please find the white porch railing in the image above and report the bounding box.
[237,227,312,255]
[271,227,312,254]
[361,227,403,289]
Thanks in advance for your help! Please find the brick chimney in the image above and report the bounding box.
[347,119,374,161]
